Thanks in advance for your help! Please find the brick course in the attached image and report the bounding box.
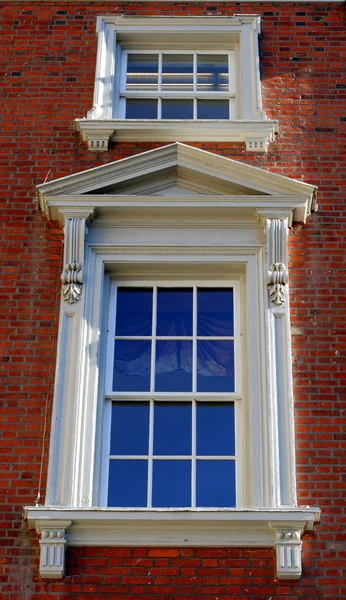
[0,1,345,598]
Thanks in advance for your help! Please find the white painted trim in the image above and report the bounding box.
[76,15,276,149]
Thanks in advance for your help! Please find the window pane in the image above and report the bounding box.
[197,99,229,120]
[113,340,151,392]
[108,460,147,507]
[152,460,191,507]
[115,287,152,336]
[196,402,235,456]
[126,54,158,90]
[110,402,149,455]
[157,288,193,336]
[196,460,235,507]
[197,54,229,91]
[126,99,157,119]
[154,402,192,455]
[162,54,193,91]
[161,99,193,120]
[197,340,234,392]
[155,340,192,392]
[197,288,234,337]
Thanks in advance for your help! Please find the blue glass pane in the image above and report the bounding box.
[126,99,157,119]
[197,340,234,392]
[197,100,229,120]
[154,403,191,455]
[108,460,147,507]
[196,460,235,507]
[157,288,193,336]
[162,55,193,91]
[197,55,229,91]
[127,54,158,90]
[115,288,152,336]
[113,340,151,392]
[155,340,192,392]
[161,100,193,119]
[197,288,234,336]
[152,460,191,507]
[196,402,235,456]
[110,402,149,455]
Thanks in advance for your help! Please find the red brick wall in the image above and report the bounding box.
[0,2,345,598]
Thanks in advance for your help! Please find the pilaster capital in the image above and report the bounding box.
[262,217,289,307]
[62,217,87,304]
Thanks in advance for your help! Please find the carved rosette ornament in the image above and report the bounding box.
[61,262,83,304]
[267,262,289,306]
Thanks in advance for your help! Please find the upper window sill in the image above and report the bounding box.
[75,118,278,152]
[25,505,319,580]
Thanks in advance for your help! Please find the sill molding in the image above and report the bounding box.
[25,506,320,581]
[75,119,278,152]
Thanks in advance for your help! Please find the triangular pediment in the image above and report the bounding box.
[37,143,317,223]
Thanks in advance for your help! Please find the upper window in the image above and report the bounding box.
[102,283,240,509]
[119,51,235,120]
[75,16,278,150]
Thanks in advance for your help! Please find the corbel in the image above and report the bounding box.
[61,211,92,304]
[270,523,304,580]
[258,212,290,306]
[35,520,72,579]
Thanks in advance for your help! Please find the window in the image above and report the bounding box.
[119,51,235,120]
[27,143,319,580]
[103,284,240,509]
[75,16,278,150]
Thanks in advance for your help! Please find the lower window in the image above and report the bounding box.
[102,282,240,509]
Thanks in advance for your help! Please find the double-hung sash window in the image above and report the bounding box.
[103,282,241,509]
[119,51,236,120]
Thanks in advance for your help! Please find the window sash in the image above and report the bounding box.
[101,280,242,508]
[118,50,236,120]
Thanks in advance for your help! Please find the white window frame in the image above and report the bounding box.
[26,143,320,581]
[75,15,278,151]
[100,279,242,509]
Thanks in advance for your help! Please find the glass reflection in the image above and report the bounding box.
[115,287,152,336]
[113,340,151,392]
[196,460,235,507]
[157,288,193,336]
[196,402,235,456]
[197,340,234,392]
[110,402,149,455]
[197,55,229,91]
[155,340,192,392]
[154,403,192,455]
[126,54,158,90]
[162,54,193,91]
[152,460,191,507]
[108,459,148,507]
[197,288,234,337]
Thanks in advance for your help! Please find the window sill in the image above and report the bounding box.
[75,118,278,152]
[25,506,320,580]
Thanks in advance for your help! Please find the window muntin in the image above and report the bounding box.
[104,282,240,509]
[119,51,236,120]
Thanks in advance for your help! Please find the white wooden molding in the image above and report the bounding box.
[61,217,87,304]
[35,520,72,579]
[75,15,277,150]
[270,523,304,580]
[27,509,319,580]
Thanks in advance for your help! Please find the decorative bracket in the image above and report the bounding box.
[260,216,289,306]
[62,218,87,304]
[271,524,303,580]
[36,520,72,579]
